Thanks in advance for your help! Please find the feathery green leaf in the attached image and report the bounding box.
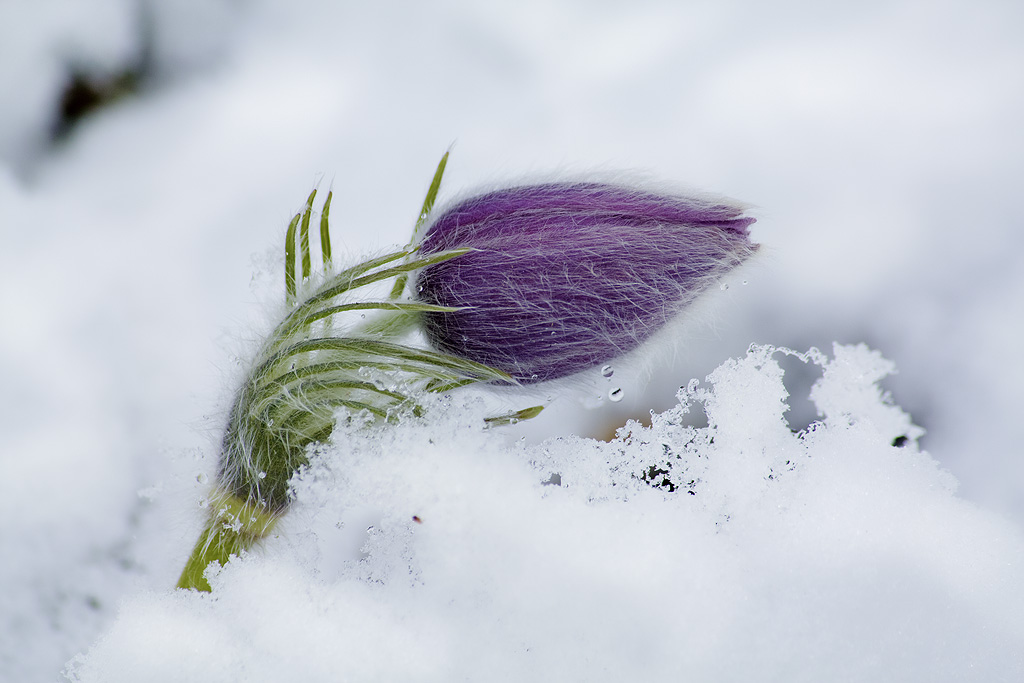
[320,190,333,266]
[299,189,316,281]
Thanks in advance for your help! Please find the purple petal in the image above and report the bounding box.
[415,182,758,383]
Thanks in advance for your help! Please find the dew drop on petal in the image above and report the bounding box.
[608,387,624,402]
[196,472,208,484]
[601,364,614,379]
[258,471,267,479]
[720,282,730,291]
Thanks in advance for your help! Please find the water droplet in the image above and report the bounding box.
[196,473,208,484]
[258,471,267,480]
[720,282,730,291]
[608,387,624,402]
[742,279,748,285]
[601,364,614,379]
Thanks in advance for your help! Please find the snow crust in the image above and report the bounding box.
[66,345,1024,681]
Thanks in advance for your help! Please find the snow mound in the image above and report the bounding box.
[67,344,1024,682]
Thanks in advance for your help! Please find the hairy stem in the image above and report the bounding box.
[176,490,280,592]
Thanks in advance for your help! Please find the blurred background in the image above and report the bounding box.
[2,0,1022,680]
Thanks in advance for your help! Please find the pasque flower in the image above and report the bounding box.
[176,157,756,593]
[415,182,758,383]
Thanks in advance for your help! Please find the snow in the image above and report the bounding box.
[63,345,1024,681]
[1,0,1023,680]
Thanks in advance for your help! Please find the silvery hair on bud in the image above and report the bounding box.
[414,180,759,384]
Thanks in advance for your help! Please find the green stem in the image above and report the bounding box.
[177,490,280,592]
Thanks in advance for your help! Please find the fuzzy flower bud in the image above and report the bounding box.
[415,182,758,383]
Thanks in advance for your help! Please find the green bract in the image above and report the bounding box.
[177,154,540,591]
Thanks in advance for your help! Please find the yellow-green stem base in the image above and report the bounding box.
[176,490,280,592]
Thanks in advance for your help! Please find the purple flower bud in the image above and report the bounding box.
[414,182,758,384]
